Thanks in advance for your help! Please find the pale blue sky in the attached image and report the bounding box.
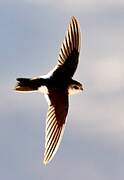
[0,1,124,180]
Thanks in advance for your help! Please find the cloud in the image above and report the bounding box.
[26,0,124,12]
[0,1,124,180]
[89,56,124,93]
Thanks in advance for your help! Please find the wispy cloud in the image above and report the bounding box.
[26,0,124,12]
[0,1,124,179]
[88,56,124,93]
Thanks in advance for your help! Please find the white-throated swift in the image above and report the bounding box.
[15,16,83,165]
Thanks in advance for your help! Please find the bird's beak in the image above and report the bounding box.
[81,87,83,91]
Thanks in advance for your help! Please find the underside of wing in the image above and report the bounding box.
[52,16,81,79]
[43,91,68,165]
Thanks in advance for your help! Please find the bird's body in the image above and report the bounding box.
[16,77,82,94]
[15,16,83,165]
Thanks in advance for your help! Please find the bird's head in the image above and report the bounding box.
[68,80,83,95]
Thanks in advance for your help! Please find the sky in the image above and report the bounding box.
[0,0,124,180]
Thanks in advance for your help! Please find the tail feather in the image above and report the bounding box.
[15,78,34,91]
[15,77,47,92]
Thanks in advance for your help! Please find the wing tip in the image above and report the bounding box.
[43,124,66,165]
[43,152,53,165]
[70,16,81,50]
[71,16,77,21]
[43,159,48,166]
[71,16,79,24]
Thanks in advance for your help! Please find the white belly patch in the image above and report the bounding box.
[38,86,48,94]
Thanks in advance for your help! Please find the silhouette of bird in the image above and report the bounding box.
[14,16,83,165]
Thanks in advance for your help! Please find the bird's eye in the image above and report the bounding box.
[73,85,78,89]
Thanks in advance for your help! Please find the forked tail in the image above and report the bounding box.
[15,78,45,92]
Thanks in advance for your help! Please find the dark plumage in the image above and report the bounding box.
[14,16,83,165]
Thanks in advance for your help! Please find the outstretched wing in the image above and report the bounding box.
[43,90,68,165]
[52,16,81,80]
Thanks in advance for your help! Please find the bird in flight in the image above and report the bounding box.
[14,16,83,165]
